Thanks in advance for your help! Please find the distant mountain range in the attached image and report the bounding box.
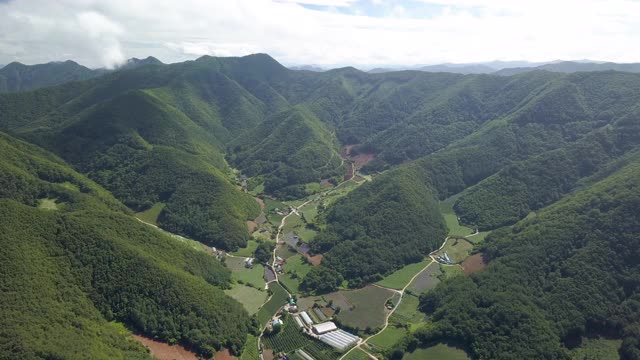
[0,56,164,93]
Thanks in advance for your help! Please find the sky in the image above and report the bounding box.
[1,0,640,69]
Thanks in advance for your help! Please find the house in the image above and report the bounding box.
[312,321,337,335]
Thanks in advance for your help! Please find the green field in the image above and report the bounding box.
[403,344,469,360]
[226,257,266,288]
[389,293,424,329]
[231,239,260,257]
[240,334,259,360]
[439,265,464,280]
[337,285,395,330]
[467,231,489,244]
[135,202,165,225]
[280,255,314,293]
[433,237,474,264]
[258,282,289,325]
[38,198,58,210]
[341,348,370,360]
[225,285,267,315]
[570,338,622,360]
[368,325,407,350]
[276,243,299,260]
[439,195,474,237]
[376,258,432,290]
[263,314,343,360]
[301,205,319,225]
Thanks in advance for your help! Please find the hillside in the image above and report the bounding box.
[0,132,254,358]
[0,60,101,93]
[410,152,640,359]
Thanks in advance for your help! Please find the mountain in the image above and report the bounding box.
[495,60,640,76]
[2,53,640,358]
[0,60,100,93]
[289,64,325,71]
[0,131,253,358]
[417,63,496,74]
[117,56,164,70]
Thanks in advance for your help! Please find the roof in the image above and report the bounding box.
[300,311,313,325]
[319,329,360,350]
[312,321,337,334]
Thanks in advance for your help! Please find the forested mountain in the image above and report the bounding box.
[496,60,640,76]
[2,53,640,359]
[409,152,640,359]
[0,132,253,358]
[0,60,101,93]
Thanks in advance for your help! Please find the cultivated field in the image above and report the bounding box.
[403,344,469,360]
[439,195,474,237]
[337,285,395,330]
[341,348,371,360]
[376,258,432,290]
[367,325,407,350]
[433,237,474,264]
[225,285,267,315]
[461,253,488,275]
[257,282,289,325]
[230,239,260,257]
[389,293,424,329]
[239,335,259,360]
[408,264,442,294]
[226,257,266,289]
[280,255,314,293]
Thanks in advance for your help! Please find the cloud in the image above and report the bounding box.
[1,0,640,67]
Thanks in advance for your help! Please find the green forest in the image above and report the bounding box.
[2,54,640,359]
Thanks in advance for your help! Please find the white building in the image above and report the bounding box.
[312,321,337,335]
[300,311,313,326]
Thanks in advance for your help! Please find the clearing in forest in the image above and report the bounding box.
[225,285,268,315]
[403,343,470,360]
[461,252,488,275]
[135,202,165,225]
[432,237,474,264]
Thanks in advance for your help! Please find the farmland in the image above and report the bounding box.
[389,293,424,329]
[439,195,474,237]
[337,285,395,331]
[375,258,432,290]
[367,325,407,350]
[341,348,371,360]
[408,263,442,294]
[280,255,314,293]
[240,335,259,360]
[263,316,340,360]
[225,285,267,315]
[433,237,474,264]
[257,283,289,325]
[231,239,260,257]
[226,257,267,289]
[403,344,469,360]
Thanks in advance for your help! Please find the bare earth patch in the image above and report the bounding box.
[132,335,198,360]
[247,220,258,232]
[254,197,265,210]
[462,253,488,275]
[214,348,237,360]
[305,253,323,266]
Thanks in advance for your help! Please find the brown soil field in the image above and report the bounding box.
[305,253,323,266]
[214,349,237,360]
[351,152,375,168]
[320,179,333,187]
[462,253,487,275]
[344,162,354,181]
[263,349,275,360]
[247,220,258,232]
[132,335,198,360]
[254,197,265,210]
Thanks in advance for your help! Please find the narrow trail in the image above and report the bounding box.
[339,237,451,360]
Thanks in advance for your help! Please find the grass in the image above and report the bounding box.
[283,213,305,233]
[225,285,267,315]
[226,257,266,288]
[368,326,407,350]
[375,258,432,290]
[296,226,317,243]
[439,265,464,280]
[276,243,298,260]
[280,255,314,294]
[433,237,474,264]
[440,195,474,237]
[570,338,622,360]
[240,334,259,360]
[38,198,58,210]
[467,231,489,244]
[230,239,260,257]
[258,282,289,325]
[337,285,395,330]
[342,348,370,360]
[135,202,165,225]
[389,293,424,328]
[403,344,469,360]
[302,205,319,225]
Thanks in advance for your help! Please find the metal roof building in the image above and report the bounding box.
[312,321,337,335]
[300,311,313,326]
[319,329,360,351]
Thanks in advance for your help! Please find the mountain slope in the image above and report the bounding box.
[413,152,640,359]
[0,60,100,93]
[0,131,254,358]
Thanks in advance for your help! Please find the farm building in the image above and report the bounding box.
[294,315,304,328]
[300,311,313,326]
[297,349,314,360]
[312,321,337,335]
[318,329,360,351]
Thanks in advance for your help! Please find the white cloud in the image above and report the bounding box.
[1,0,640,67]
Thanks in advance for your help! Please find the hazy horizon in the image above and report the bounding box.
[2,0,640,68]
